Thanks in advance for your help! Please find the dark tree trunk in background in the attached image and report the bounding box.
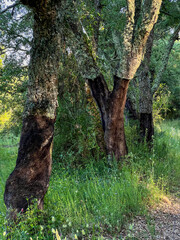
[140,113,154,142]
[139,29,154,143]
[88,75,129,160]
[139,22,180,143]
[4,0,61,219]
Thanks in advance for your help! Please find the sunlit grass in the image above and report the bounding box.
[0,120,179,239]
[0,136,18,213]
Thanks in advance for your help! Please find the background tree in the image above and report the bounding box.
[71,0,162,159]
[126,0,180,142]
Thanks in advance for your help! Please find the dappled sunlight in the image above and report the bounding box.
[0,111,12,131]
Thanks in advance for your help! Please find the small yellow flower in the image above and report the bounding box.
[52,228,56,234]
[3,232,6,236]
[82,229,85,235]
[55,229,61,240]
[74,234,78,239]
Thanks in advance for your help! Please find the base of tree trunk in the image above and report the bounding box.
[140,113,154,143]
[4,115,54,219]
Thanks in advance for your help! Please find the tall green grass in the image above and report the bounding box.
[0,135,19,212]
[0,120,179,239]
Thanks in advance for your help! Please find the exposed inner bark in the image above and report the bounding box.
[88,75,129,160]
[4,116,54,214]
[69,0,162,160]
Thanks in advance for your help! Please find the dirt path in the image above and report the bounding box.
[121,197,180,239]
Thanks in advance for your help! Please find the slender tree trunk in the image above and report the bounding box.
[88,75,129,160]
[139,22,180,142]
[138,29,154,142]
[139,68,154,142]
[4,1,61,219]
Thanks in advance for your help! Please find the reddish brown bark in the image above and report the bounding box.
[4,116,54,214]
[88,75,129,160]
[105,77,129,159]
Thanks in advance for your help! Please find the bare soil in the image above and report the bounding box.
[121,197,180,239]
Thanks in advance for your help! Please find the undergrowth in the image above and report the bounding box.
[0,120,179,239]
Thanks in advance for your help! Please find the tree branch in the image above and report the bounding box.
[0,2,20,14]
[152,22,180,94]
[88,74,110,131]
[135,0,162,49]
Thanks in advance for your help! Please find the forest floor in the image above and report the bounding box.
[0,120,180,239]
[121,196,180,240]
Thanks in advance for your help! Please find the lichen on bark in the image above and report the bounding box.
[118,0,162,80]
[4,0,63,218]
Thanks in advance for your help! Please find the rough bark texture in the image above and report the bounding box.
[139,22,180,142]
[139,29,154,142]
[4,0,62,219]
[118,0,162,80]
[4,116,54,213]
[88,75,129,160]
[68,0,162,160]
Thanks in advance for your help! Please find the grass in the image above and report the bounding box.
[0,120,179,239]
[0,134,19,212]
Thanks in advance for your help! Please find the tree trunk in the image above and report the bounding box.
[139,22,180,142]
[70,0,162,161]
[139,29,154,143]
[4,1,61,219]
[88,75,129,160]
[139,113,154,142]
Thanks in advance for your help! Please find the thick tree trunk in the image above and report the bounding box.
[88,75,129,160]
[4,1,61,219]
[105,77,129,159]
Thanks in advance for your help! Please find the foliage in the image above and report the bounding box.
[0,0,179,238]
[163,41,180,118]
[153,83,171,123]
[53,52,105,167]
[0,2,31,134]
[0,65,27,134]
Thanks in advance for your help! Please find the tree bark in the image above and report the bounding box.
[88,75,129,160]
[4,0,61,219]
[139,29,154,142]
[70,0,162,160]
[139,22,180,142]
